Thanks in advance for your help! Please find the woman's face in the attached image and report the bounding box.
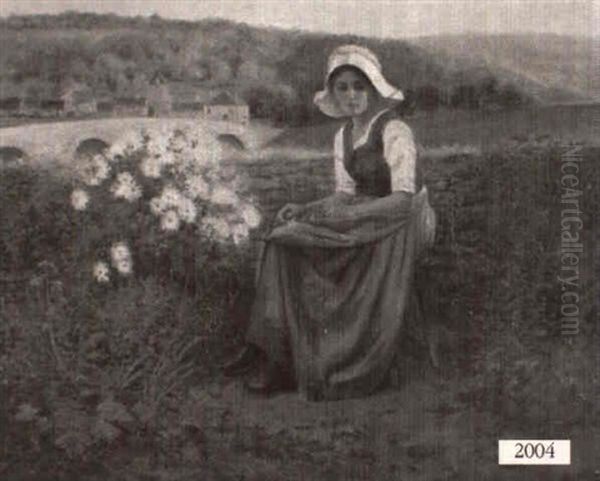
[331,69,374,117]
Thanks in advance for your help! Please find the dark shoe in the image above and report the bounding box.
[245,358,279,394]
[222,344,260,377]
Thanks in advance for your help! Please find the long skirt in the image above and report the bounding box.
[246,188,436,400]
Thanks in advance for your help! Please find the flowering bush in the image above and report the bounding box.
[1,125,265,471]
[69,124,262,290]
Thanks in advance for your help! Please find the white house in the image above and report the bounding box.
[204,92,249,124]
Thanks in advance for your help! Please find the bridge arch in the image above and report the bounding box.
[75,138,110,158]
[217,133,245,151]
[0,146,27,167]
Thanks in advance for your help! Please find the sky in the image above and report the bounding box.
[0,0,597,38]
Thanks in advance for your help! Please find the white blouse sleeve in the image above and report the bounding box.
[382,120,417,194]
[333,127,355,194]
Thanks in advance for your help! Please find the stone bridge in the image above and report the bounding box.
[0,118,257,169]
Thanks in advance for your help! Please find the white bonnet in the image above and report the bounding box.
[313,44,404,118]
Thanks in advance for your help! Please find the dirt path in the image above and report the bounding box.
[112,361,593,481]
[209,374,466,480]
[115,369,476,480]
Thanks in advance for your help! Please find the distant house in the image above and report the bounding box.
[168,82,212,116]
[0,97,22,116]
[61,85,97,116]
[97,99,115,114]
[18,96,64,117]
[19,97,39,117]
[113,97,147,117]
[204,92,249,124]
[147,72,172,116]
[39,99,65,117]
[172,100,204,114]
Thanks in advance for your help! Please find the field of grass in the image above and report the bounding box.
[1,118,599,480]
[269,104,600,152]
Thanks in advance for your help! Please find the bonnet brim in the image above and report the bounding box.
[314,45,404,118]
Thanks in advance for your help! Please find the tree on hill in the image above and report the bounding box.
[0,12,539,123]
[451,84,478,109]
[497,83,525,108]
[416,85,441,111]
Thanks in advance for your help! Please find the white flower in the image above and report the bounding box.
[161,185,183,207]
[203,216,230,240]
[172,157,202,180]
[115,258,133,275]
[149,185,197,223]
[241,203,261,228]
[110,242,133,276]
[108,143,125,160]
[184,175,211,200]
[78,154,110,186]
[178,197,197,223]
[210,185,238,206]
[109,130,144,160]
[160,210,181,232]
[118,129,144,155]
[231,223,249,245]
[159,150,177,167]
[224,210,242,225]
[169,132,187,152]
[110,172,142,202]
[146,135,170,157]
[71,188,89,211]
[111,242,130,263]
[149,185,183,216]
[192,134,222,166]
[93,261,110,283]
[140,156,162,178]
[149,197,166,216]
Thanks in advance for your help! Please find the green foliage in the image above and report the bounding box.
[0,126,258,468]
[0,12,544,126]
[0,166,78,274]
[2,139,598,478]
[420,140,599,432]
[0,164,252,471]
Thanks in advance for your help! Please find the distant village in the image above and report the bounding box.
[0,73,250,125]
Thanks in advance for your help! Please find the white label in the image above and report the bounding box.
[498,440,570,465]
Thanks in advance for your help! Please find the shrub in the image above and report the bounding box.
[0,124,264,470]
[419,141,600,432]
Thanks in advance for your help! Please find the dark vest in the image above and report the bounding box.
[342,109,420,197]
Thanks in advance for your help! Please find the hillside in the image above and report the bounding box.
[0,13,597,125]
[414,33,600,103]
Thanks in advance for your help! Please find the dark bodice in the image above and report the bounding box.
[342,109,400,198]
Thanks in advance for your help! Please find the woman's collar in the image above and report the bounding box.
[347,107,391,149]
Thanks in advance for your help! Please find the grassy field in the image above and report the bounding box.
[1,115,599,480]
[269,103,600,151]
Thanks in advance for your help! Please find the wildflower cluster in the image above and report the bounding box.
[70,124,262,282]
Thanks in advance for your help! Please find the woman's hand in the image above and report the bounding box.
[276,203,304,224]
